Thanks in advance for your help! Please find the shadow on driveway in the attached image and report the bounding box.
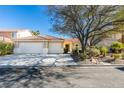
[116,67,124,72]
[0,67,67,88]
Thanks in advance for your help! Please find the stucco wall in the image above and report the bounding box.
[0,32,12,38]
[17,30,32,38]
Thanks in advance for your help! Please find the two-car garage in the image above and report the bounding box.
[14,36,64,54]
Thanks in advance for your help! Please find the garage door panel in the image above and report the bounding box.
[48,42,62,53]
[19,42,43,53]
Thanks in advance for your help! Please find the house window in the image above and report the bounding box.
[12,32,17,39]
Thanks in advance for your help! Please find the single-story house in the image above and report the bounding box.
[0,29,64,54]
[14,35,64,54]
[0,29,124,54]
[63,38,81,53]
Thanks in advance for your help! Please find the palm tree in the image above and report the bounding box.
[31,30,40,36]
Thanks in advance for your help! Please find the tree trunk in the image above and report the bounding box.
[81,42,87,55]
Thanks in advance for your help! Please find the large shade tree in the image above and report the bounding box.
[48,5,124,54]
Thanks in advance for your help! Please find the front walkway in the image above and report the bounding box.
[0,54,77,67]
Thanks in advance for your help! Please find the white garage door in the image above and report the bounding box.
[48,42,62,53]
[19,42,43,53]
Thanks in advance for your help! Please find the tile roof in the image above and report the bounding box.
[43,35,64,40]
[0,29,30,32]
[64,38,80,42]
[15,35,64,41]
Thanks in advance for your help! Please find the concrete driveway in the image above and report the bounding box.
[0,66,124,88]
[0,54,77,66]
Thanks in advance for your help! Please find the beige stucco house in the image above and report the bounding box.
[0,29,123,54]
[14,35,64,54]
[0,29,64,54]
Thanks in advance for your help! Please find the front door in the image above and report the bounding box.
[64,44,70,53]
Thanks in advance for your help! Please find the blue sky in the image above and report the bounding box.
[0,5,64,37]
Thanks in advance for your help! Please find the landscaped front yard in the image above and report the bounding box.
[71,41,124,65]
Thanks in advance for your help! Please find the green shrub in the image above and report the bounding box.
[87,47,100,57]
[122,54,124,59]
[79,53,87,60]
[64,48,69,53]
[100,46,108,56]
[95,45,101,50]
[112,54,122,60]
[0,42,13,56]
[5,43,13,54]
[111,42,124,53]
[72,49,79,55]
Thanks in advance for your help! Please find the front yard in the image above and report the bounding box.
[71,41,124,65]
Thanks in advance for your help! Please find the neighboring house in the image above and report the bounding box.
[0,29,32,43]
[98,33,122,46]
[0,36,12,43]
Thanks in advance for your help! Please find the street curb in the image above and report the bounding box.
[71,64,124,67]
[0,64,124,68]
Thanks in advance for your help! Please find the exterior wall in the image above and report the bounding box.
[0,36,13,43]
[0,32,12,38]
[16,30,32,39]
[98,33,122,46]
[0,32,13,43]
[111,33,122,40]
[72,42,81,50]
[63,41,73,52]
[63,41,81,52]
[0,29,32,42]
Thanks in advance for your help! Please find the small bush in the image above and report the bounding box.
[72,49,79,55]
[64,48,69,53]
[87,47,100,57]
[79,53,88,60]
[111,42,124,53]
[5,43,13,54]
[122,54,124,59]
[71,44,79,55]
[112,54,122,60]
[100,46,108,56]
[0,42,13,56]
[79,50,83,53]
